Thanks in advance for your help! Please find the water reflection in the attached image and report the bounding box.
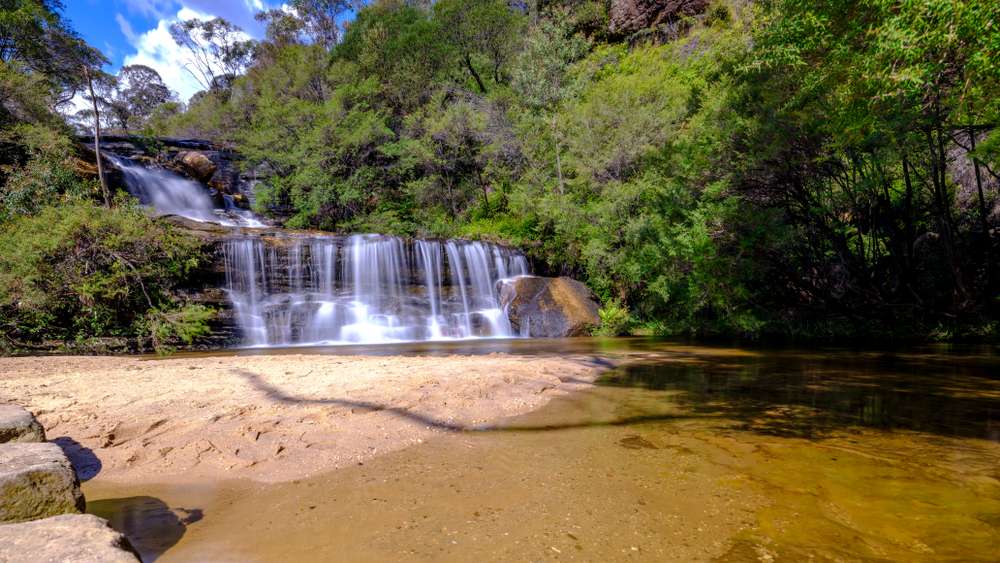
[599,349,999,441]
[87,496,202,562]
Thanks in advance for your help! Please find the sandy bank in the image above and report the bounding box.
[0,353,608,483]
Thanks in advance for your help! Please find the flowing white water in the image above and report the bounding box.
[106,154,263,227]
[223,235,529,346]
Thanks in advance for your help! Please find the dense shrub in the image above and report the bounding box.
[0,202,211,352]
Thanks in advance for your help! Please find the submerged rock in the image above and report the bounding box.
[500,276,601,337]
[0,443,84,523]
[0,404,45,444]
[0,514,138,562]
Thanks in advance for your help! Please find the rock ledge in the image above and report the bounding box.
[0,442,84,523]
[0,404,45,444]
[0,514,139,562]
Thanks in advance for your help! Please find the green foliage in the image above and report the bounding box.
[0,123,92,221]
[141,0,1000,341]
[141,304,215,355]
[0,202,210,351]
[595,302,633,336]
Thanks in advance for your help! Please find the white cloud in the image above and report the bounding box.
[115,13,137,43]
[122,7,216,103]
[125,0,175,20]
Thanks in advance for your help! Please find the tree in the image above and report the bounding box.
[510,16,589,194]
[336,3,451,112]
[0,0,106,105]
[108,65,172,134]
[434,0,525,93]
[169,17,256,92]
[290,0,359,49]
[82,65,109,206]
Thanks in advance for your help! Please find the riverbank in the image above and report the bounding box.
[0,353,608,484]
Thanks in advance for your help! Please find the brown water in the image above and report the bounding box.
[86,342,1000,561]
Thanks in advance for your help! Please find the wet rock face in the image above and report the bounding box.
[0,442,85,523]
[0,514,139,562]
[609,0,709,35]
[500,276,601,337]
[0,405,45,444]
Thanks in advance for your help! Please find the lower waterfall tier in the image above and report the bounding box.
[223,234,530,346]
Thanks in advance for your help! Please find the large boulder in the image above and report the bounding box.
[177,151,217,182]
[609,0,709,35]
[499,276,601,337]
[0,514,139,562]
[0,404,45,444]
[0,443,84,523]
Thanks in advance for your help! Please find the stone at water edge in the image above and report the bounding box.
[499,276,601,337]
[0,514,139,562]
[0,404,45,444]
[0,442,85,523]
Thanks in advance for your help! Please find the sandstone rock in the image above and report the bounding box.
[499,276,601,337]
[0,443,84,523]
[178,151,217,182]
[0,405,45,444]
[0,514,138,562]
[609,0,709,35]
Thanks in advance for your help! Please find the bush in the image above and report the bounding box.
[595,302,634,336]
[0,201,211,352]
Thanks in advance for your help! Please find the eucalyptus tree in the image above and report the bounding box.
[169,17,257,93]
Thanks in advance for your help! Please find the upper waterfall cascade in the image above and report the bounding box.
[107,153,263,227]
[104,151,532,347]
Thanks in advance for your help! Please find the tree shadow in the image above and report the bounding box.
[52,436,102,481]
[234,347,999,442]
[233,364,707,433]
[87,496,202,562]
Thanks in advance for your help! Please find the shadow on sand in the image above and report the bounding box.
[52,436,102,481]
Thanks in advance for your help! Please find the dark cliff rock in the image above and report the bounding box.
[609,0,709,36]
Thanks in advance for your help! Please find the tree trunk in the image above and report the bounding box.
[477,169,490,213]
[968,127,993,293]
[84,67,111,208]
[901,152,915,272]
[464,54,487,94]
[926,126,967,304]
[552,114,565,195]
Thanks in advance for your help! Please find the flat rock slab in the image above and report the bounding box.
[0,443,84,523]
[0,514,138,562]
[0,404,45,443]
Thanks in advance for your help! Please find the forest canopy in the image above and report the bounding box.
[2,0,999,348]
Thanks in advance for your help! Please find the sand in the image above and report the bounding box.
[0,353,608,483]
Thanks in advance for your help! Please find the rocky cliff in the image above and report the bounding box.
[609,0,710,36]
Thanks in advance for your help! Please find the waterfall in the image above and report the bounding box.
[222,234,530,346]
[106,154,263,227]
[103,149,533,347]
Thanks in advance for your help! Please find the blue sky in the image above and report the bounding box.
[63,0,278,102]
